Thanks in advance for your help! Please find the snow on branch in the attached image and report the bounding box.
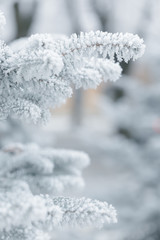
[0,143,90,194]
[48,196,117,228]
[0,181,117,238]
[0,12,145,123]
[60,31,145,62]
[68,58,122,89]
[0,180,62,232]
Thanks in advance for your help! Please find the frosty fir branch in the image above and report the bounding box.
[0,142,116,236]
[0,13,145,123]
[0,180,117,239]
[0,143,90,194]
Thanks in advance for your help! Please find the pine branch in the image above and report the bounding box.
[68,58,122,89]
[60,31,145,62]
[49,196,117,228]
[0,190,117,238]
[0,143,90,194]
[0,13,145,123]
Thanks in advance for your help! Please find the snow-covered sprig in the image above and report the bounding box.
[0,143,90,194]
[0,12,145,123]
[48,196,117,228]
[0,189,117,239]
[68,58,122,89]
[60,31,145,62]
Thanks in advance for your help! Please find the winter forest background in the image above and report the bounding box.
[0,0,159,240]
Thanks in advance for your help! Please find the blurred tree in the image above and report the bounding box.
[13,0,37,39]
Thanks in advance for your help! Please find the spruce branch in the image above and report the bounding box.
[0,13,145,123]
[0,181,117,236]
[49,196,117,228]
[60,31,145,62]
[0,143,90,194]
[68,58,122,89]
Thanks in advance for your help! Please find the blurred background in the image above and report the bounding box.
[0,0,160,239]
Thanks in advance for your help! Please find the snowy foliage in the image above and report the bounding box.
[0,181,48,232]
[0,143,90,194]
[50,196,117,228]
[0,13,145,123]
[0,140,117,238]
[0,180,117,239]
